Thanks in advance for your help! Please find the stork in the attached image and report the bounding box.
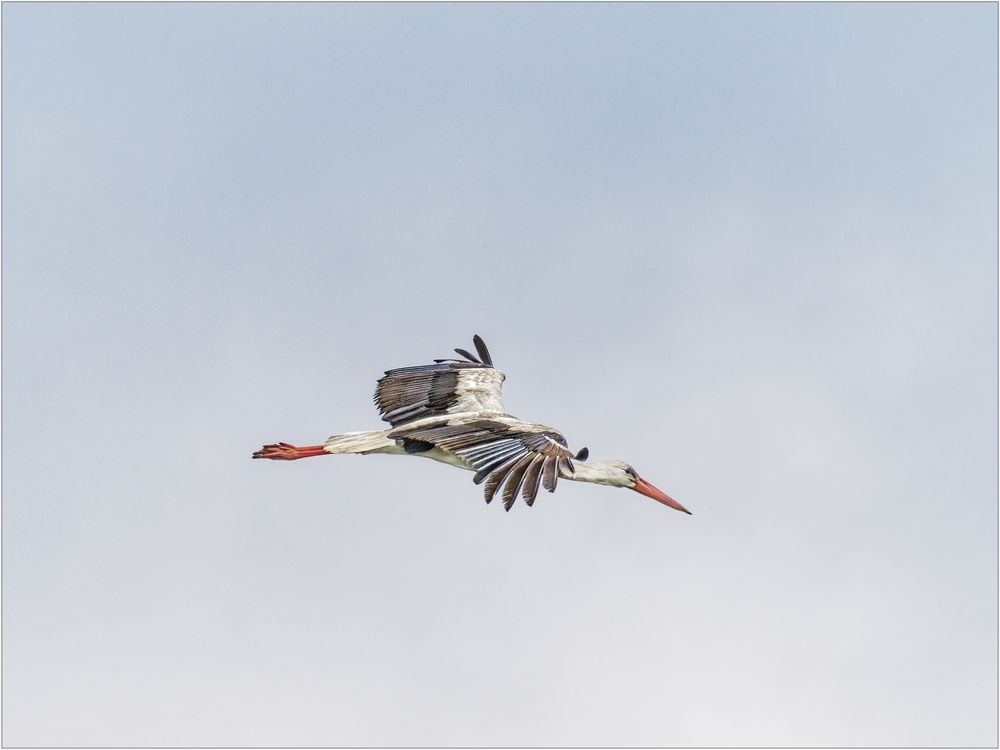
[252,335,690,514]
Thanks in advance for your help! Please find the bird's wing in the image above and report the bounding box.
[392,418,577,511]
[374,335,506,426]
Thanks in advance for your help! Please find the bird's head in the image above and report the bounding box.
[565,459,691,514]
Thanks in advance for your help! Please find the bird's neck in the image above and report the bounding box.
[561,460,629,487]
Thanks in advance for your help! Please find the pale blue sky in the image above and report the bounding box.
[3,3,997,746]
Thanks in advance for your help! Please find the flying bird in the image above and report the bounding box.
[252,335,690,514]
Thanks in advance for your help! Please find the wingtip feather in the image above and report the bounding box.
[472,334,494,367]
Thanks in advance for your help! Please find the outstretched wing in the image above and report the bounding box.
[391,418,577,511]
[374,335,505,427]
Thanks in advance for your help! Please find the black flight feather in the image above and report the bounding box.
[500,454,534,511]
[473,335,493,367]
[521,455,545,507]
[542,456,559,492]
[483,457,520,504]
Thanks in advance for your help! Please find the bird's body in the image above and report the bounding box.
[253,335,690,514]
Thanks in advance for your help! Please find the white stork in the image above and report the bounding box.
[253,335,690,514]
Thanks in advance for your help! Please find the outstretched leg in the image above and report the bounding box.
[253,430,400,461]
[252,442,328,460]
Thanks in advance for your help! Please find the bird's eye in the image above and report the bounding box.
[625,466,637,479]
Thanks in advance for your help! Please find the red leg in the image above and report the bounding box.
[252,442,328,460]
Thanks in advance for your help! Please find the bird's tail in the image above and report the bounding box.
[322,430,398,455]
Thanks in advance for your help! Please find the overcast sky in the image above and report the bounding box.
[3,3,997,747]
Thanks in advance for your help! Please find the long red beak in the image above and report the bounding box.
[633,477,691,514]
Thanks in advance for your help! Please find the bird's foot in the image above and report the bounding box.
[252,442,327,460]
